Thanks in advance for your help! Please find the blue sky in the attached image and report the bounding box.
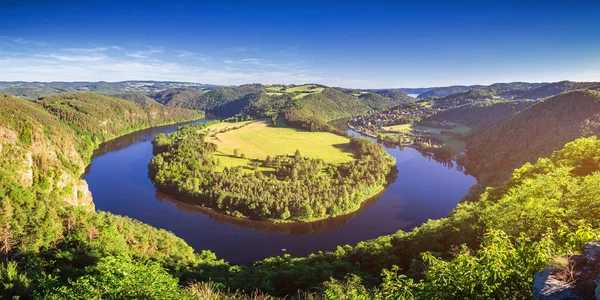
[1,1,599,88]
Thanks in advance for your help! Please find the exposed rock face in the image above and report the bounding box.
[17,152,34,187]
[532,268,584,300]
[0,124,94,211]
[0,126,17,154]
[583,241,600,267]
[533,240,600,300]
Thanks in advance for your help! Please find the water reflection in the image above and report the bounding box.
[89,120,203,160]
[155,191,395,235]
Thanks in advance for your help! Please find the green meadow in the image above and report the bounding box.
[203,120,355,170]
[265,84,325,99]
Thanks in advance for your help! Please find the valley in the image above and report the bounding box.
[2,81,600,298]
[4,1,600,297]
[84,119,475,264]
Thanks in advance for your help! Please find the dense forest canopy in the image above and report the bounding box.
[461,90,600,187]
[108,92,162,106]
[430,88,501,109]
[417,82,547,99]
[424,100,536,131]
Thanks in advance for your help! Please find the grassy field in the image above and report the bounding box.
[265,84,324,99]
[383,123,413,133]
[203,120,355,170]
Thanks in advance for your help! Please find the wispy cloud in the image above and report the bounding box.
[0,36,49,46]
[34,54,105,62]
[62,46,122,53]
[175,50,210,61]
[125,48,164,59]
[176,50,195,57]
[241,58,263,65]
[0,48,325,85]
[1,42,371,86]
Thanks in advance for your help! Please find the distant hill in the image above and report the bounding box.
[297,88,372,120]
[389,87,436,95]
[373,89,414,103]
[191,84,265,112]
[148,84,412,122]
[418,85,485,98]
[425,100,535,131]
[514,80,600,100]
[1,85,78,98]
[356,90,413,112]
[0,81,219,98]
[488,82,547,93]
[148,88,204,107]
[462,90,600,186]
[36,93,202,141]
[432,89,502,109]
[110,92,162,106]
[418,82,545,99]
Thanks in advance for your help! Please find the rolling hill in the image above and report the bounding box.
[146,84,413,123]
[431,89,502,109]
[425,100,536,131]
[0,85,78,98]
[0,81,219,98]
[418,82,545,99]
[461,89,600,186]
[111,92,162,106]
[514,80,600,100]
[148,88,204,107]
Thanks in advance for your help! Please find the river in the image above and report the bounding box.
[84,120,476,264]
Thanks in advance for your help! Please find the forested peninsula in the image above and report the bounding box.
[149,120,395,222]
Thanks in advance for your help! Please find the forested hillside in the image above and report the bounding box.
[461,90,600,187]
[322,136,600,298]
[418,82,545,99]
[515,80,600,100]
[152,84,412,121]
[0,81,218,97]
[0,85,78,98]
[431,89,501,109]
[0,94,220,299]
[358,90,414,111]
[110,92,162,106]
[425,100,535,131]
[149,88,205,107]
[35,93,203,160]
[391,87,435,95]
[165,84,264,112]
[418,85,484,98]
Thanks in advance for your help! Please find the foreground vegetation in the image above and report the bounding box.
[149,120,395,222]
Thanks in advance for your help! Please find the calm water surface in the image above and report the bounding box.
[84,120,476,264]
